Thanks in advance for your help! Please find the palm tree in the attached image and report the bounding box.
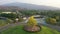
[16,10,23,22]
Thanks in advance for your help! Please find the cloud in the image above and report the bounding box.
[0,0,15,5]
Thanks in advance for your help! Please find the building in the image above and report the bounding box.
[2,12,12,14]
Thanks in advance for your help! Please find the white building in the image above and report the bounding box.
[2,12,12,14]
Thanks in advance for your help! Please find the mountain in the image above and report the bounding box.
[0,2,60,10]
[0,6,23,10]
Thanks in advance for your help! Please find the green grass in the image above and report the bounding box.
[0,19,12,26]
[1,25,60,34]
[0,20,7,26]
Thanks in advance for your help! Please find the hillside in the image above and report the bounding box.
[0,2,60,10]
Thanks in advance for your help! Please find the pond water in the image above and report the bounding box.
[35,18,47,25]
[0,18,7,20]
[25,18,47,25]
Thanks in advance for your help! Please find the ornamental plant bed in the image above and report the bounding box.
[23,25,41,32]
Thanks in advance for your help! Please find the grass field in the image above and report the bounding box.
[0,20,8,26]
[1,25,60,34]
[0,19,12,26]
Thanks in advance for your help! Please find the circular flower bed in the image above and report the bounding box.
[24,25,41,32]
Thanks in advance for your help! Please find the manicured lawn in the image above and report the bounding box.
[1,25,60,34]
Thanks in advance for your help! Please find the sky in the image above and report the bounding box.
[0,0,60,8]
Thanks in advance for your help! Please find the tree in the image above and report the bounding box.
[0,13,17,20]
[16,10,23,22]
[50,18,57,24]
[27,16,37,27]
[55,16,60,21]
[24,16,40,32]
[46,17,57,24]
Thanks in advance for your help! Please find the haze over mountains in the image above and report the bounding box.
[0,2,60,10]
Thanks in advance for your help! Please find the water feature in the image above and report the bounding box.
[25,17,47,25]
[35,18,47,25]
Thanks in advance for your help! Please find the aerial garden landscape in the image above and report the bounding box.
[0,10,60,34]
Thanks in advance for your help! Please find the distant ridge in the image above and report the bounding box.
[0,2,60,10]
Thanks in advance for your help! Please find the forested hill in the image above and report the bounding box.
[0,2,60,10]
